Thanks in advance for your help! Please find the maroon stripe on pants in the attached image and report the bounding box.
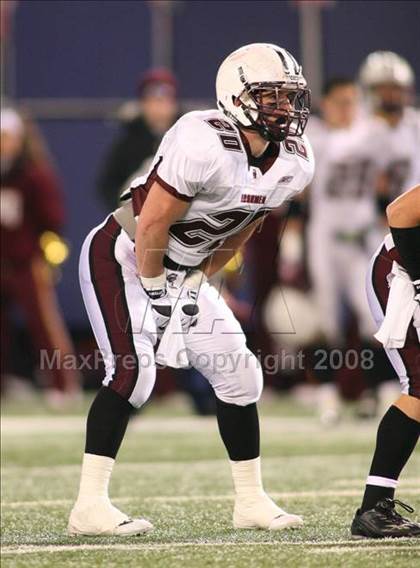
[88,216,139,399]
[371,245,420,398]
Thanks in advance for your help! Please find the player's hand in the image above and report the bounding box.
[177,270,207,331]
[149,292,173,333]
[139,272,172,333]
[178,291,199,331]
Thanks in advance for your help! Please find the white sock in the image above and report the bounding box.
[75,453,115,506]
[230,457,265,498]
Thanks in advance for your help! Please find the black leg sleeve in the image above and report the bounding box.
[216,398,260,461]
[361,405,420,512]
[85,387,133,459]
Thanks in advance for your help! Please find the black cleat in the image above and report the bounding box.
[351,498,420,539]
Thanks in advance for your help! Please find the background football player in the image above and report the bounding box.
[68,43,314,536]
[305,78,394,422]
[351,185,420,539]
[359,51,420,198]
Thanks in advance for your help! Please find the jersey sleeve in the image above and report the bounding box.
[155,114,218,201]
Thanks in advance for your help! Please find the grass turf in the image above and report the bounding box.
[1,396,420,567]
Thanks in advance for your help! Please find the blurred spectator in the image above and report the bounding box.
[96,68,179,209]
[1,107,80,404]
[359,51,420,198]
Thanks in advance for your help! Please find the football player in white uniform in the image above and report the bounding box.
[68,43,314,536]
[359,51,420,197]
[306,78,392,422]
[351,185,420,539]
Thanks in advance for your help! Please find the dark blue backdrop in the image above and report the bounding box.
[13,0,420,327]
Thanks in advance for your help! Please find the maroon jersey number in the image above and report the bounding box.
[205,119,242,153]
[169,208,269,252]
[283,138,309,161]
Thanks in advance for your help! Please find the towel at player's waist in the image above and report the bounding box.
[374,261,418,349]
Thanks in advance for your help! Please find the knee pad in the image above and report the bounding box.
[210,348,263,407]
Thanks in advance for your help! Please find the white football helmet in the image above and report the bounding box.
[216,43,310,143]
[359,51,414,89]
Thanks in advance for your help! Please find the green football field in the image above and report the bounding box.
[1,396,419,568]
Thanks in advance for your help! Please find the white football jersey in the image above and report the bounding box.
[306,115,388,232]
[380,108,420,195]
[119,110,314,267]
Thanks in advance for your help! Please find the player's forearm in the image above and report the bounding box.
[136,222,169,278]
[387,185,420,284]
[135,182,190,279]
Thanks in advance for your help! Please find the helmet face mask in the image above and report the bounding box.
[236,83,311,142]
[372,82,411,115]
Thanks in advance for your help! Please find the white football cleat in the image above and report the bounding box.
[233,492,303,531]
[68,498,153,536]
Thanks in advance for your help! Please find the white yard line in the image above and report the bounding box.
[1,499,73,509]
[2,542,419,556]
[4,450,389,476]
[0,455,372,477]
[145,489,420,502]
[3,464,417,481]
[2,488,420,509]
